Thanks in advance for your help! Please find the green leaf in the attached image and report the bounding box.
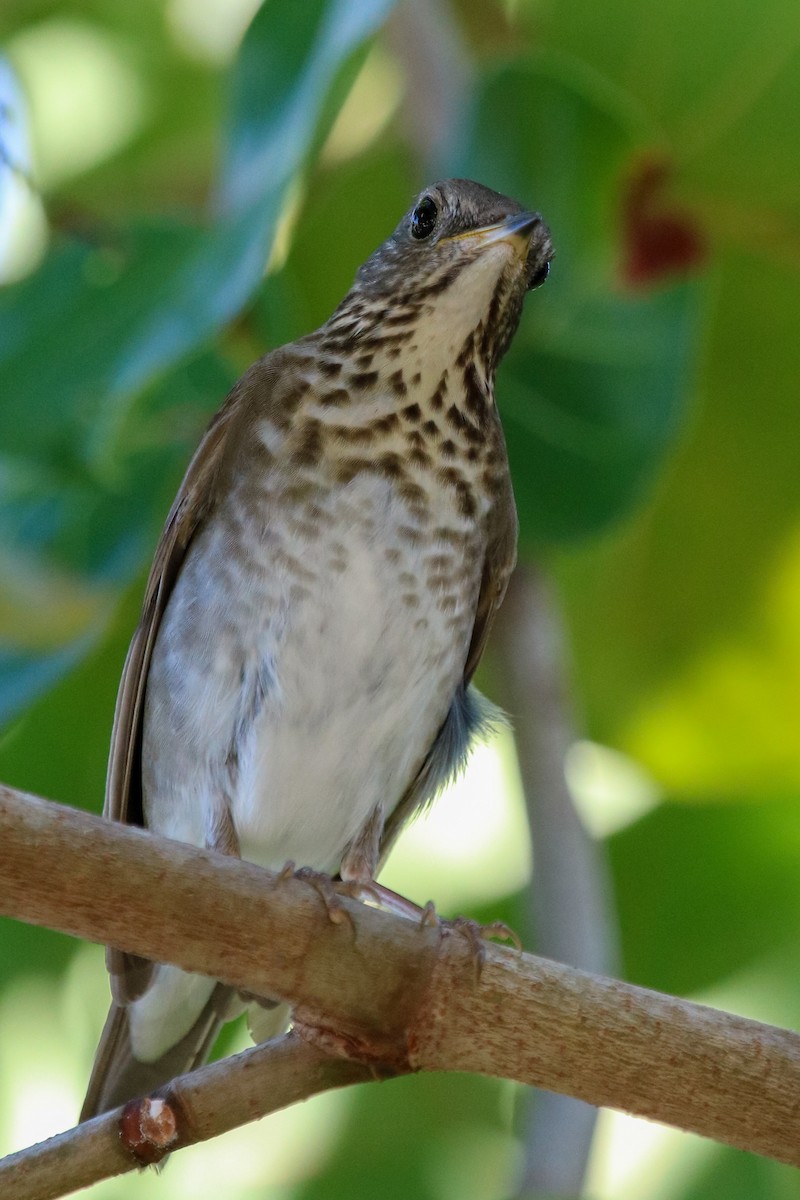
[540,0,800,226]
[456,60,702,543]
[0,0,397,725]
[264,140,416,337]
[555,251,800,787]
[0,639,91,728]
[678,1141,800,1200]
[294,1072,515,1200]
[220,0,396,217]
[609,797,800,996]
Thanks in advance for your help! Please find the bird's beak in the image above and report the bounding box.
[448,211,541,261]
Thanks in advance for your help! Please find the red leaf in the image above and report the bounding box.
[621,157,707,287]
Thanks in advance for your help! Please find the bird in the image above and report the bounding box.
[81,178,553,1120]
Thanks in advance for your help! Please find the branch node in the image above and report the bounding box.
[119,1096,180,1166]
[293,1019,406,1078]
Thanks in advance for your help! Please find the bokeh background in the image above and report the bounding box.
[2,1,800,1197]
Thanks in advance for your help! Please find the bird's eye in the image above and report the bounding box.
[529,261,550,290]
[410,196,438,240]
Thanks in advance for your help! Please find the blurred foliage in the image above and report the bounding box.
[1,1,799,1198]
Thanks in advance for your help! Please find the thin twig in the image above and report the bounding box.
[0,1034,370,1200]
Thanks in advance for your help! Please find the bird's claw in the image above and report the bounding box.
[336,877,383,907]
[409,896,522,979]
[437,914,522,982]
[279,862,355,930]
[449,914,519,945]
[276,863,521,973]
[415,899,519,947]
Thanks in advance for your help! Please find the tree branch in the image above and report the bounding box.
[385,0,471,172]
[1,782,800,1193]
[0,1034,371,1200]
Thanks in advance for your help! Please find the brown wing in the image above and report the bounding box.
[105,399,237,827]
[462,472,518,687]
[104,381,247,1001]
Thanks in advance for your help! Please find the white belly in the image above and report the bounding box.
[142,470,478,875]
[237,553,447,868]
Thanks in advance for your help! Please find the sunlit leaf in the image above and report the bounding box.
[555,251,800,774]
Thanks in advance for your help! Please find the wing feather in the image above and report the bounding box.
[104,389,243,1000]
[105,400,237,827]
[463,472,517,688]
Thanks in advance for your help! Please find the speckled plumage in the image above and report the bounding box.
[82,179,553,1119]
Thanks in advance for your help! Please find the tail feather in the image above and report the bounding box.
[80,983,233,1121]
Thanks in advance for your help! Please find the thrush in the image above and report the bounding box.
[81,178,553,1119]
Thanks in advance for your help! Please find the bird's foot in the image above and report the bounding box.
[338,881,520,977]
[278,861,355,930]
[280,863,520,977]
[449,914,521,952]
[420,906,522,981]
[338,878,433,923]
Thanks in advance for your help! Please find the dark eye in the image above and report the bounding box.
[410,196,438,240]
[528,261,550,290]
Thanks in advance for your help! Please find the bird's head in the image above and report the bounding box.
[351,178,554,372]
